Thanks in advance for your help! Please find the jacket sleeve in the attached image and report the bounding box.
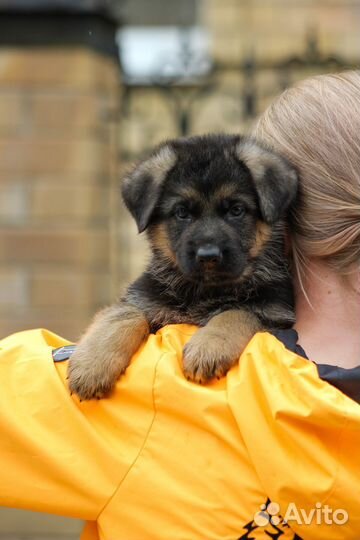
[0,329,121,520]
[227,332,360,540]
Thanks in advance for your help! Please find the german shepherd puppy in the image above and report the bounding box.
[68,134,298,400]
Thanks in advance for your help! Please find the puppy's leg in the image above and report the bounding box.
[68,304,149,400]
[183,309,262,383]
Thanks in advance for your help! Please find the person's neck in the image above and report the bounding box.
[294,261,360,368]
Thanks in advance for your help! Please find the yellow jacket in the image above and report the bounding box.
[0,325,360,540]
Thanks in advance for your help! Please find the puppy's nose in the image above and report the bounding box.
[196,245,222,265]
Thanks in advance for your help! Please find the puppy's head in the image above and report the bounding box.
[122,134,298,285]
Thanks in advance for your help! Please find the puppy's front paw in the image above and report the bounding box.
[183,330,240,384]
[67,303,149,400]
[68,344,130,401]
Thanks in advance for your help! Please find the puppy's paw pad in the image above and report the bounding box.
[67,347,124,401]
[183,335,236,384]
[67,364,116,401]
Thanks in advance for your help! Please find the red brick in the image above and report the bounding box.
[0,92,26,130]
[30,183,109,222]
[0,268,29,307]
[31,270,110,308]
[30,93,119,130]
[0,228,109,268]
[0,308,92,342]
[0,171,110,186]
[0,48,120,91]
[0,138,110,174]
[0,181,28,224]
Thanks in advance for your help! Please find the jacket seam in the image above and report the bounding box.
[95,350,166,520]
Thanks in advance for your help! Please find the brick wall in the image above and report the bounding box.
[203,0,360,63]
[0,44,121,539]
[0,4,359,538]
[0,47,120,341]
[118,0,360,284]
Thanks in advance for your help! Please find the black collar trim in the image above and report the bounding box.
[271,329,360,405]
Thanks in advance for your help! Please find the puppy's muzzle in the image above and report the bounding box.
[195,244,223,270]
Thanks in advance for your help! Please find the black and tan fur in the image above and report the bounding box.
[68,134,298,400]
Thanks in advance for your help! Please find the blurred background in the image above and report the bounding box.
[0,0,359,538]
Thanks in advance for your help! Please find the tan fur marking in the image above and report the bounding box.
[237,139,297,185]
[183,309,262,383]
[68,304,149,400]
[139,145,177,186]
[123,145,177,193]
[237,140,273,181]
[149,223,177,264]
[249,221,272,258]
[213,184,239,199]
[213,185,256,210]
[175,186,203,201]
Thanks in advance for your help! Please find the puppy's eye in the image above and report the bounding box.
[175,206,191,220]
[228,204,245,218]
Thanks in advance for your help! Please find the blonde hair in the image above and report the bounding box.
[253,71,360,288]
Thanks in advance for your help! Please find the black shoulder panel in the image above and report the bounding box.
[316,364,360,405]
[270,329,308,359]
[271,329,360,404]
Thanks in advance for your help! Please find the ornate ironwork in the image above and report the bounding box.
[120,28,359,160]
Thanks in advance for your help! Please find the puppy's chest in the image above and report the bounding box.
[148,289,249,331]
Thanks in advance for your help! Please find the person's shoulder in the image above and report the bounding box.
[235,329,317,390]
[0,328,71,364]
[241,329,310,371]
[250,329,360,405]
[267,328,308,359]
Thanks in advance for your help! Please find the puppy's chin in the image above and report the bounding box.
[176,252,250,286]
[179,267,248,287]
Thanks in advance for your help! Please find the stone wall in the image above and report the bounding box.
[118,0,360,281]
[0,2,359,538]
[203,0,360,62]
[0,42,122,540]
[0,47,120,341]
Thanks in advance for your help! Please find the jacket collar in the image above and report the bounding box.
[271,329,360,404]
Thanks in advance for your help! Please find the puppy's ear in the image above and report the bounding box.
[122,144,177,233]
[237,139,298,224]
